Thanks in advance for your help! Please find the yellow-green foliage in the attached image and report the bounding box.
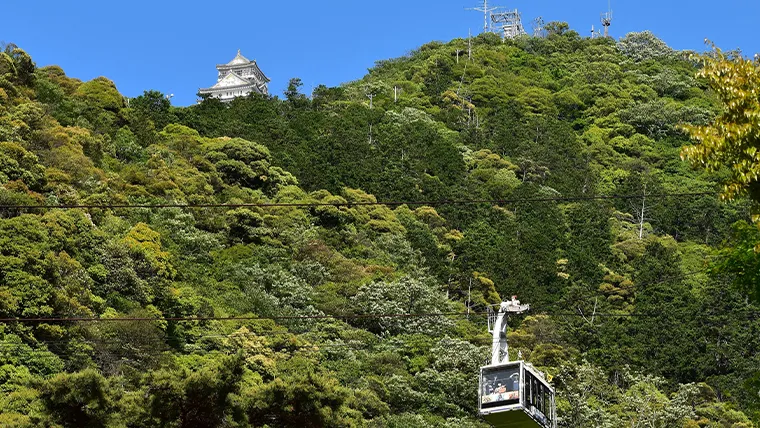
[122,222,175,278]
[36,65,81,95]
[74,76,123,111]
[0,31,757,428]
[682,46,760,213]
[342,188,405,234]
[598,270,635,310]
[474,272,500,305]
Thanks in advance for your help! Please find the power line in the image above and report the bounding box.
[2,304,757,355]
[0,269,736,325]
[1,310,758,356]
[0,329,457,354]
[0,311,480,323]
[0,332,378,348]
[466,0,498,34]
[3,309,754,353]
[2,308,759,324]
[0,339,393,355]
[0,191,719,211]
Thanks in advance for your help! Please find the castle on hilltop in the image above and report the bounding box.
[198,50,270,102]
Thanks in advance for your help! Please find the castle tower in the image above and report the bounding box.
[198,50,270,102]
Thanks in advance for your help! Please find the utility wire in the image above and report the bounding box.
[0,335,379,349]
[0,191,719,210]
[0,339,391,355]
[0,313,757,356]
[0,268,738,324]
[0,329,441,353]
[2,309,759,324]
[0,311,480,323]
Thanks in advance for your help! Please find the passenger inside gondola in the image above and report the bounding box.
[481,366,520,406]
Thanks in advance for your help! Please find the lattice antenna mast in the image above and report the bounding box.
[590,25,602,39]
[532,16,545,38]
[600,0,612,38]
[466,0,498,34]
[468,28,473,60]
[491,8,527,40]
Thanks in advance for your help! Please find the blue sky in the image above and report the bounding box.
[4,0,759,106]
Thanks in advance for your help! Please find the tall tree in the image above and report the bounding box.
[682,46,760,217]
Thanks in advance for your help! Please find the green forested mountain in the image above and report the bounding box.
[0,27,759,427]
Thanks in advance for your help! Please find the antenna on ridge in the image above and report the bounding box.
[600,0,612,38]
[491,7,527,39]
[466,0,498,34]
[590,24,602,39]
[468,28,472,60]
[532,16,546,38]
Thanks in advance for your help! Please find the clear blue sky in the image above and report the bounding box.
[4,0,759,106]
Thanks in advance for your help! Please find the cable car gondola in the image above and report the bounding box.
[479,297,557,428]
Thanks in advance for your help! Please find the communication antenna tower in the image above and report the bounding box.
[491,8,527,39]
[468,28,473,60]
[466,0,498,34]
[532,16,546,38]
[590,25,602,39]
[600,0,612,38]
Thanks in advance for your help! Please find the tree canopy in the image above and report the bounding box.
[0,28,758,427]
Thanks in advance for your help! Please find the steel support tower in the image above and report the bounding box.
[491,8,527,39]
[600,11,612,38]
[467,0,498,34]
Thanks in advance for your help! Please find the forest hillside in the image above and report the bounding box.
[1,26,759,427]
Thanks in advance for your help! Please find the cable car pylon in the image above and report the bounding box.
[479,296,557,428]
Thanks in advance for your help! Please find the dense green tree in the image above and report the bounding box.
[247,357,359,427]
[130,90,175,130]
[0,28,757,426]
[41,368,115,427]
[682,46,760,217]
[142,353,246,427]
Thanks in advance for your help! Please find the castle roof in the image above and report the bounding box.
[226,49,250,66]
[201,72,254,92]
[200,50,270,97]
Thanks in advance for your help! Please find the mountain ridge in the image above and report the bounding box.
[0,28,758,426]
